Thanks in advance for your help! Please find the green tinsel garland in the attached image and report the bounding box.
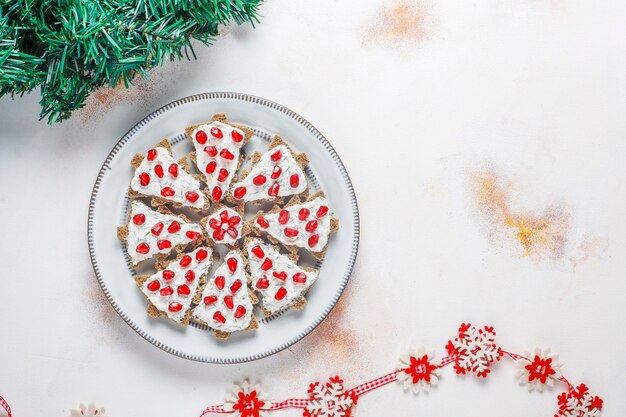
[0,0,261,123]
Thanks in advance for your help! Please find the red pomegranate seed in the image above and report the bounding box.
[226,227,239,239]
[290,174,300,188]
[147,280,160,291]
[168,163,178,178]
[284,228,299,237]
[205,161,217,174]
[186,231,201,240]
[256,277,269,289]
[204,295,218,305]
[293,272,307,283]
[160,286,173,296]
[308,234,319,247]
[157,239,171,250]
[179,255,192,267]
[154,164,164,178]
[214,276,225,290]
[273,271,287,281]
[227,257,238,273]
[305,220,318,233]
[253,174,266,185]
[185,191,199,203]
[234,305,246,319]
[230,279,242,294]
[196,130,208,144]
[139,172,150,186]
[251,245,265,259]
[271,165,282,179]
[151,222,164,236]
[278,210,290,224]
[220,149,235,160]
[168,302,183,312]
[162,270,175,280]
[185,270,195,282]
[228,216,241,227]
[213,311,226,323]
[147,149,157,161]
[261,258,273,271]
[220,210,229,222]
[270,150,282,161]
[217,168,229,182]
[210,127,223,138]
[316,206,329,218]
[275,287,287,300]
[204,145,217,157]
[136,243,150,254]
[223,295,234,309]
[213,229,225,241]
[167,221,180,233]
[268,183,280,197]
[233,186,247,199]
[177,284,191,296]
[256,216,269,228]
[298,208,310,221]
[132,213,146,225]
[212,186,223,201]
[196,249,209,262]
[231,130,243,143]
[209,219,222,231]
[161,187,175,197]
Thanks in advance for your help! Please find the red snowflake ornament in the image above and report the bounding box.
[303,376,358,417]
[445,323,503,378]
[223,381,269,417]
[555,384,603,417]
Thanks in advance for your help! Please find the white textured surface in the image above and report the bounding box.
[0,0,623,416]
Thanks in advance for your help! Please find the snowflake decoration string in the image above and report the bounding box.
[516,347,562,392]
[555,384,603,417]
[303,376,357,417]
[396,347,440,394]
[70,403,107,417]
[223,381,269,417]
[445,323,503,378]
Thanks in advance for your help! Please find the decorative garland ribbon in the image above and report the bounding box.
[0,395,12,417]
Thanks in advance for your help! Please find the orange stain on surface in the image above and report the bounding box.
[472,171,570,258]
[363,0,435,48]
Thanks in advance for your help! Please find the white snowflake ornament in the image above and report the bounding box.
[303,376,357,417]
[222,380,269,417]
[396,347,440,394]
[516,347,563,392]
[445,323,503,378]
[555,384,603,417]
[70,403,106,417]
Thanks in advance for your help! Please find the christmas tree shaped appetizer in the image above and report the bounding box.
[186,114,253,203]
[117,200,204,268]
[245,238,319,315]
[193,250,258,339]
[128,139,209,211]
[136,247,212,326]
[230,136,309,203]
[251,192,339,259]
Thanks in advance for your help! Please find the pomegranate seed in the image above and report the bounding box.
[196,130,208,144]
[253,174,266,185]
[268,183,280,197]
[151,222,164,236]
[251,245,265,259]
[205,161,217,174]
[290,174,300,188]
[212,186,223,201]
[204,295,218,305]
[196,249,209,262]
[234,305,246,319]
[210,127,223,138]
[224,295,234,309]
[278,210,290,224]
[275,287,287,300]
[308,234,320,247]
[177,284,191,296]
[228,216,241,227]
[317,206,329,218]
[162,270,175,280]
[209,218,221,230]
[271,165,282,179]
[136,243,150,254]
[154,164,164,178]
[213,311,226,324]
[185,191,199,203]
[305,220,318,233]
[298,208,310,221]
[217,168,229,182]
[179,255,192,267]
[213,229,225,241]
[204,146,217,157]
[157,239,171,250]
[220,210,229,222]
[227,257,238,273]
[185,270,195,282]
[161,187,175,197]
[147,280,160,291]
[168,163,178,178]
[132,213,146,225]
[261,258,273,271]
[256,216,269,228]
[168,302,183,312]
[233,186,247,199]
[270,150,282,161]
[226,228,239,239]
[139,172,150,186]
[220,149,235,160]
[273,271,287,281]
[230,279,242,293]
[160,286,173,296]
[167,221,180,233]
[147,149,157,161]
[256,277,269,289]
[231,130,244,143]
[214,276,225,290]
[293,272,307,283]
[284,228,299,238]
[186,231,201,240]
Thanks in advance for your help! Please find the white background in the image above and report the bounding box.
[0,0,624,416]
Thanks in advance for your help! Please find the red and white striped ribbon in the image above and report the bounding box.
[0,396,12,417]
[348,370,399,397]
